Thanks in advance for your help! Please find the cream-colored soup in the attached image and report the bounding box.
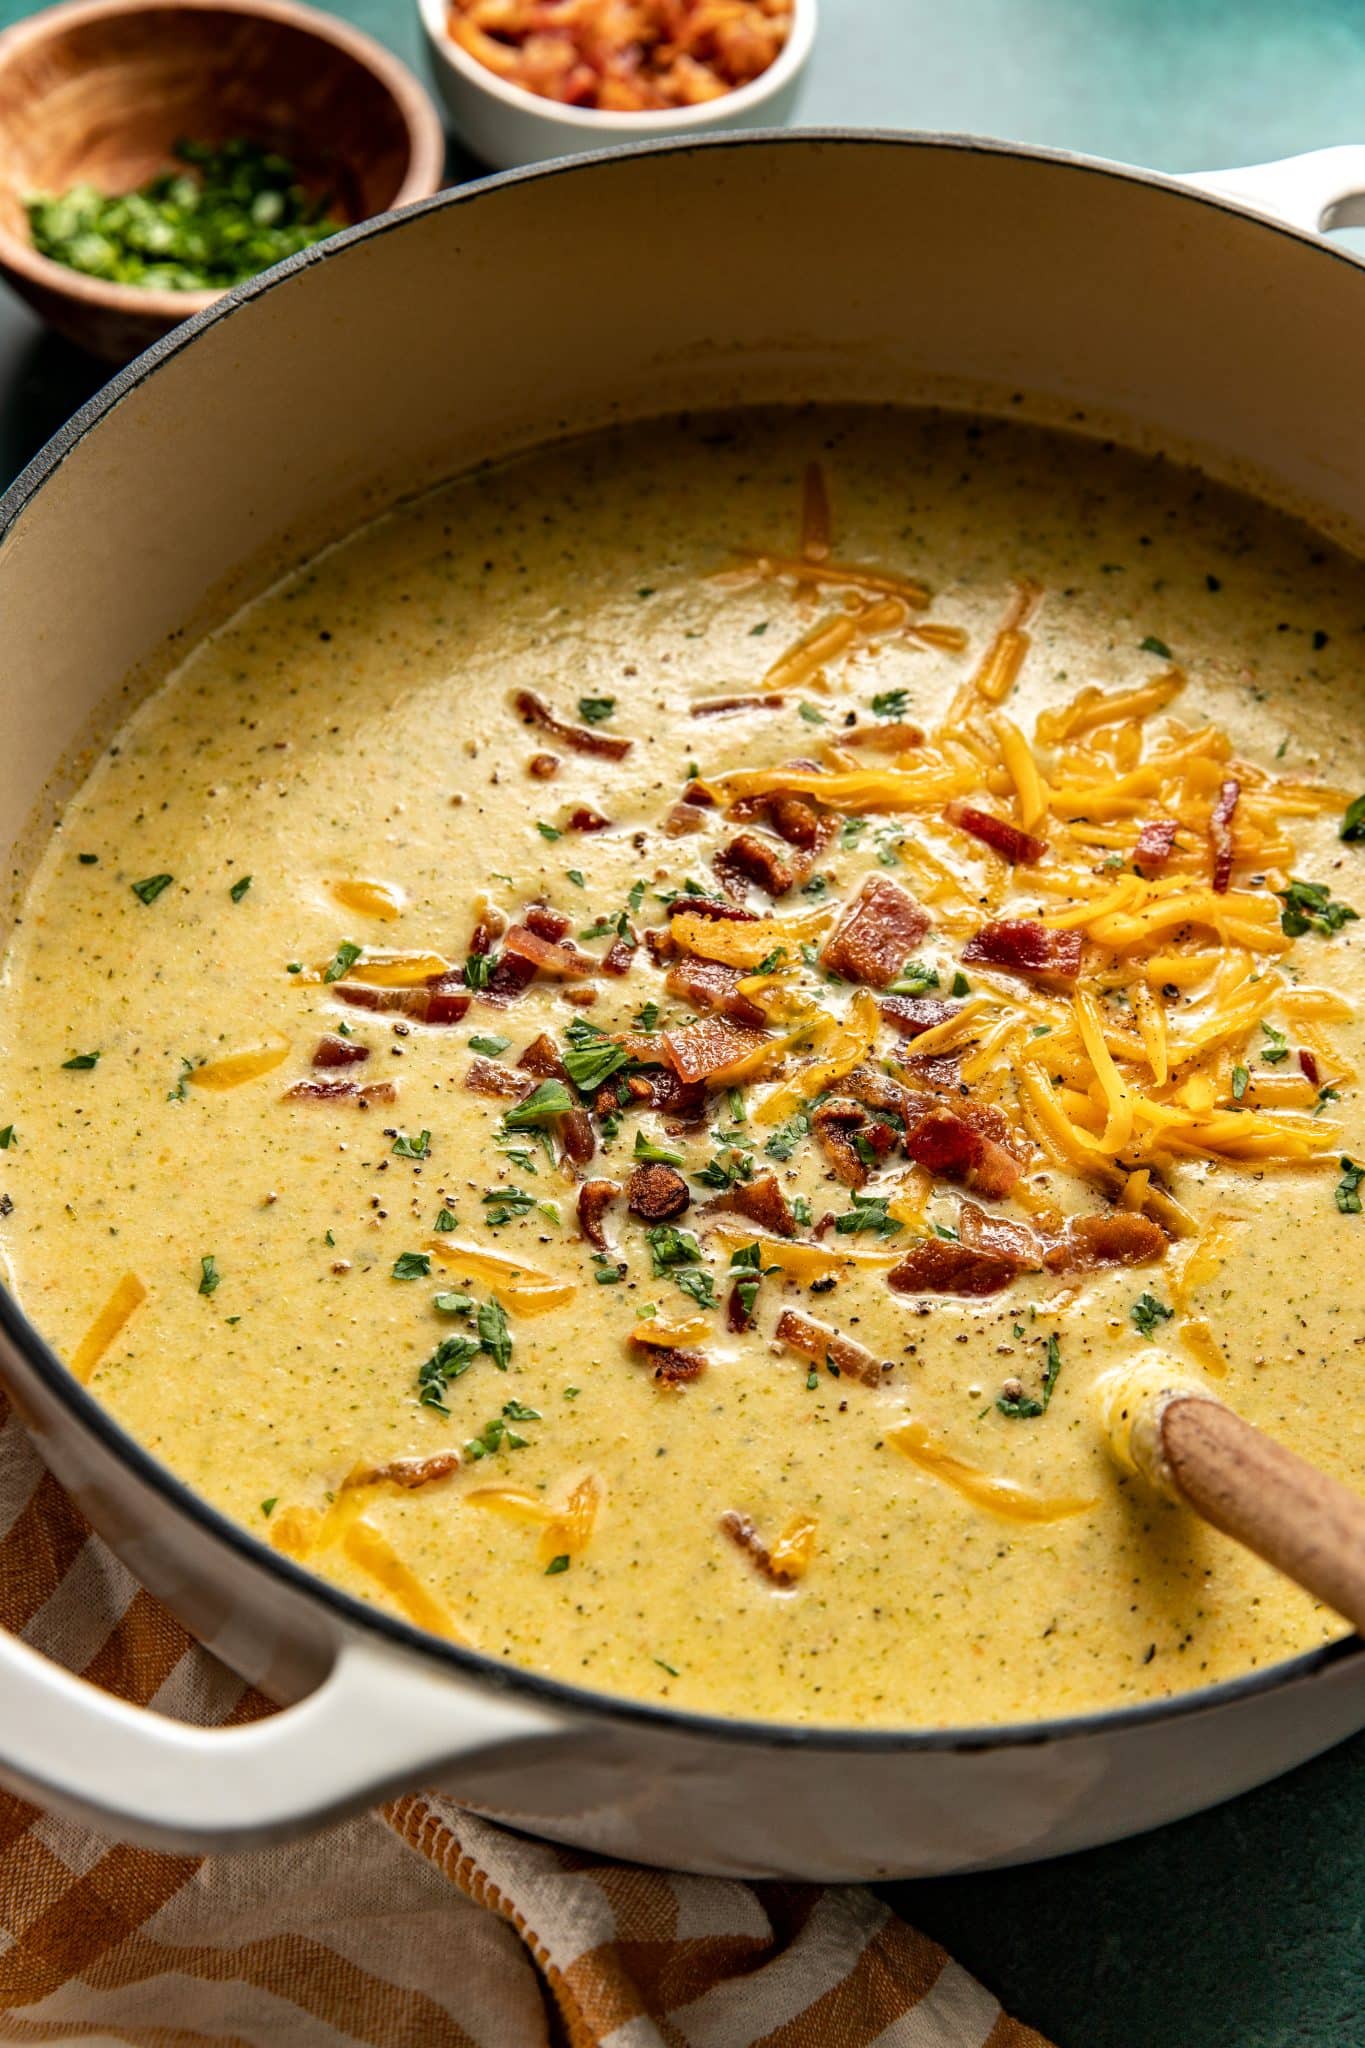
[2,407,1363,1730]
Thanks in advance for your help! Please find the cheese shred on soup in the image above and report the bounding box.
[2,407,1364,1728]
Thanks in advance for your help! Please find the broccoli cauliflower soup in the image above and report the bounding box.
[2,406,1364,1729]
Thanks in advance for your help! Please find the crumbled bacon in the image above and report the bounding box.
[669,896,760,923]
[517,1035,594,1165]
[524,904,572,941]
[839,721,925,752]
[665,957,767,1030]
[842,1065,914,1121]
[956,1200,1043,1266]
[879,995,961,1039]
[1134,817,1177,872]
[629,1335,706,1385]
[960,920,1083,982]
[1300,1048,1321,1086]
[691,693,786,716]
[701,1170,796,1238]
[903,1106,1021,1201]
[1210,777,1240,895]
[501,922,598,981]
[470,904,508,955]
[312,1033,370,1068]
[1045,1211,1166,1271]
[334,976,471,1025]
[887,1237,1025,1297]
[664,800,711,836]
[714,830,795,899]
[284,1079,396,1107]
[811,1101,869,1187]
[663,1017,768,1084]
[896,1050,963,1092]
[512,688,632,759]
[627,1162,691,1221]
[465,1057,532,1100]
[602,930,637,977]
[719,1510,799,1586]
[343,1451,460,1492]
[820,876,931,987]
[681,780,715,809]
[773,1307,889,1387]
[727,1279,756,1333]
[577,1178,620,1251]
[527,751,559,779]
[767,794,826,849]
[945,800,1046,865]
[567,806,612,832]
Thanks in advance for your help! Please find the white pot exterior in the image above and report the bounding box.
[4,134,1365,1873]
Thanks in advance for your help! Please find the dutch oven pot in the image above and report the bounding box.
[3,134,1365,1877]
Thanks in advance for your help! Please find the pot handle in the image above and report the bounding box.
[0,1622,561,1852]
[1182,145,1365,234]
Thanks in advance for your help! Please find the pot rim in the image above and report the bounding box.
[2,125,1361,1756]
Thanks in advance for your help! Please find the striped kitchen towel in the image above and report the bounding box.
[0,1391,1051,2047]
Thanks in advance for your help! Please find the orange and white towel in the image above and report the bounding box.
[0,1393,1051,2047]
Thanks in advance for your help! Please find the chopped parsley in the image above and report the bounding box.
[464,952,497,990]
[392,1128,431,1159]
[634,999,660,1030]
[755,946,788,974]
[1336,1157,1364,1215]
[1259,1022,1290,1066]
[545,1554,571,1575]
[997,1333,1062,1419]
[434,1207,458,1233]
[577,696,616,724]
[469,1033,510,1057]
[950,971,971,998]
[765,1107,813,1162]
[562,1039,628,1093]
[692,1146,753,1190]
[644,1224,704,1274]
[834,1194,902,1239]
[798,702,826,725]
[504,1079,574,1128]
[77,852,98,865]
[1131,1292,1174,1338]
[566,869,586,889]
[61,1051,100,1070]
[477,1299,512,1368]
[1277,879,1359,939]
[889,961,940,995]
[481,1186,536,1226]
[634,1130,684,1166]
[131,872,174,905]
[229,874,252,902]
[0,1126,11,1149]
[198,1254,221,1296]
[749,620,769,636]
[392,1251,432,1280]
[840,817,867,849]
[536,821,562,841]
[1139,635,1172,659]
[1340,795,1365,842]
[871,688,910,718]
[323,939,362,984]
[261,1498,277,1517]
[435,1290,474,1316]
[1231,1064,1249,1100]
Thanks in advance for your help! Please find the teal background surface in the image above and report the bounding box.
[3,3,1365,2042]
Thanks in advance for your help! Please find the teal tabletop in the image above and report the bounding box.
[3,4,1365,2044]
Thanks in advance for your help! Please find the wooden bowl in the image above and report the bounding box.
[0,0,446,361]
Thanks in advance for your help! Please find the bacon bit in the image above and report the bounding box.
[839,721,925,752]
[664,800,711,836]
[502,923,598,980]
[691,693,786,717]
[602,926,638,977]
[945,800,1047,866]
[564,987,599,1009]
[663,1016,769,1084]
[513,688,632,760]
[334,976,471,1024]
[312,1033,370,1068]
[682,780,716,809]
[956,1201,1043,1267]
[1210,777,1241,894]
[284,1078,396,1106]
[465,1057,531,1100]
[469,904,507,957]
[702,1171,797,1238]
[669,896,761,923]
[1299,1048,1321,1086]
[842,1065,913,1120]
[879,995,961,1039]
[1134,817,1177,872]
[528,751,559,779]
[518,1036,594,1165]
[727,1279,756,1332]
[665,957,767,1030]
[887,1237,1025,1297]
[567,806,612,832]
[1048,1211,1167,1271]
[773,1307,889,1387]
[525,904,571,941]
[714,831,795,899]
[629,1335,706,1385]
[577,1178,620,1251]
[627,1162,691,1221]
[766,793,825,848]
[719,1509,815,1587]
[811,1101,866,1187]
[343,1451,461,1492]
[821,876,931,987]
[903,1106,1021,1201]
[960,919,1084,982]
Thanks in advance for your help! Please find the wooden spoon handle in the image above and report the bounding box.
[1160,1394,1365,1634]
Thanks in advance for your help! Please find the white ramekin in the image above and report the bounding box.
[416,0,817,169]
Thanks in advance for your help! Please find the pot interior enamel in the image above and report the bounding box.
[3,134,1365,1875]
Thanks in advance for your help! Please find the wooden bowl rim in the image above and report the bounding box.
[0,0,446,321]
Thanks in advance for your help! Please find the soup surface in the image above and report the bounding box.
[2,407,1364,1729]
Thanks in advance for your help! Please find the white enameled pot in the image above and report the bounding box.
[4,134,1365,1876]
